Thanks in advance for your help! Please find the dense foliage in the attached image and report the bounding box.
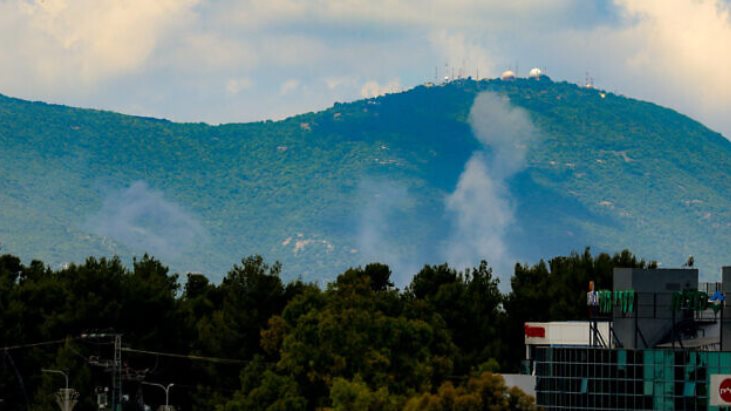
[0,248,652,410]
[1,78,729,282]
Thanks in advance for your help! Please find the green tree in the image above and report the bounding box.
[403,371,538,411]
[329,376,402,411]
[407,261,504,373]
[254,265,455,408]
[221,369,307,411]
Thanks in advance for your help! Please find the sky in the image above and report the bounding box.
[0,0,730,138]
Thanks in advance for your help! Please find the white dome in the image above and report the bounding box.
[528,67,543,78]
[500,70,516,80]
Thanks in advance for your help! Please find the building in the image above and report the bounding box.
[524,267,731,410]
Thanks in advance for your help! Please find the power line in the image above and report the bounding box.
[122,347,248,365]
[3,350,30,411]
[0,338,68,351]
[0,338,250,364]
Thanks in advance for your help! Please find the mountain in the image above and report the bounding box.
[1,78,729,284]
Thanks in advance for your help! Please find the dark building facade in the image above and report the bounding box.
[534,346,731,410]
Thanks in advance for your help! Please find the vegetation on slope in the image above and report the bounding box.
[0,78,729,281]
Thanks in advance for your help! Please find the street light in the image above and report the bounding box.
[42,369,78,411]
[141,382,174,410]
[42,368,69,391]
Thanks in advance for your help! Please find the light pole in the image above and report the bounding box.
[42,369,78,411]
[142,382,174,410]
[42,368,69,392]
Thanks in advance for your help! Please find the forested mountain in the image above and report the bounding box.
[1,77,729,282]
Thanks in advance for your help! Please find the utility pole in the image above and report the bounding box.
[112,335,122,411]
[42,369,78,411]
[81,333,122,411]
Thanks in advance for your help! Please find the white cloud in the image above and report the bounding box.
[527,0,731,137]
[430,31,496,80]
[169,32,259,73]
[608,0,731,134]
[279,79,301,95]
[324,76,356,90]
[226,77,252,95]
[0,0,198,93]
[0,0,729,138]
[216,0,579,31]
[360,80,401,98]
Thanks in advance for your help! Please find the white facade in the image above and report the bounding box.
[524,321,612,347]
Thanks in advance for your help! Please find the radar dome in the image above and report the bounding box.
[500,70,516,80]
[528,67,543,79]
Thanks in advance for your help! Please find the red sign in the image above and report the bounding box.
[720,378,731,403]
[524,325,545,338]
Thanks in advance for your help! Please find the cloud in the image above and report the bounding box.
[324,76,356,90]
[444,92,539,281]
[0,0,197,93]
[226,77,252,95]
[169,32,259,74]
[279,79,301,95]
[0,0,730,139]
[216,0,581,31]
[606,0,731,135]
[517,0,731,137]
[430,31,495,80]
[360,80,401,98]
[87,181,207,260]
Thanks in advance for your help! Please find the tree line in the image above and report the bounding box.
[0,248,653,410]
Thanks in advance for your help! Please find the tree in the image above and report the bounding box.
[407,261,504,373]
[329,376,402,411]
[222,369,307,411]
[200,256,287,360]
[254,265,456,408]
[403,371,538,411]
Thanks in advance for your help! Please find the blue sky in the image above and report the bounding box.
[1,0,730,138]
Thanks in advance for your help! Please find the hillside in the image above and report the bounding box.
[1,78,729,283]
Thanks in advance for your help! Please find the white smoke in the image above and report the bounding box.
[444,92,539,282]
[87,181,207,260]
[355,178,419,286]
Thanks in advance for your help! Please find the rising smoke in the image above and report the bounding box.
[444,92,539,282]
[355,178,420,286]
[87,181,207,260]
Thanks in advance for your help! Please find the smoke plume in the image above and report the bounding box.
[355,178,420,286]
[87,181,207,260]
[444,92,539,281]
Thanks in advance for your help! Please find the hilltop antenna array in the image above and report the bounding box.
[584,72,595,89]
[435,59,485,83]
